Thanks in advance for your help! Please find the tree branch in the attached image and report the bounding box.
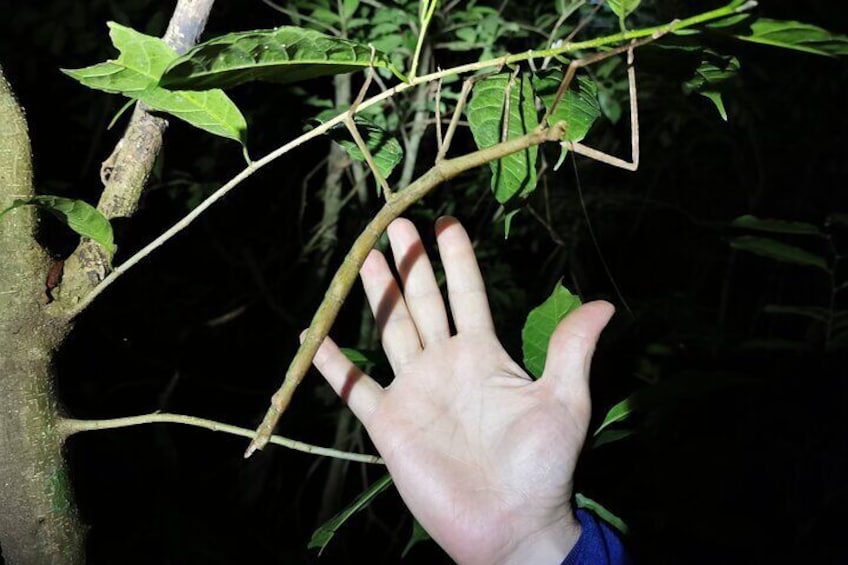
[58,0,217,306]
[57,413,383,465]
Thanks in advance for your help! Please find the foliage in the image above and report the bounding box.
[0,196,115,254]
[62,22,247,145]
[2,0,847,561]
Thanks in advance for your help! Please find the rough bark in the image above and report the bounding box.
[0,67,84,565]
[0,2,218,562]
[58,0,217,307]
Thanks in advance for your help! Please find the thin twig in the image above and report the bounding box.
[57,413,383,464]
[410,0,439,81]
[541,0,586,70]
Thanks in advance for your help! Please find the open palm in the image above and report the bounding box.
[312,217,614,564]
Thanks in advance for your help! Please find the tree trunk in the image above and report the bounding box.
[0,67,84,565]
[0,3,216,562]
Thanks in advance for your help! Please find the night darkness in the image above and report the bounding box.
[1,1,847,563]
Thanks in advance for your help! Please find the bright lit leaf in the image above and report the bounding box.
[593,395,634,437]
[730,236,829,270]
[467,73,539,209]
[735,18,848,57]
[342,0,360,19]
[0,196,115,254]
[401,519,431,557]
[575,493,629,534]
[309,474,393,554]
[533,73,601,143]
[521,283,582,378]
[606,0,641,19]
[62,22,247,145]
[340,347,388,370]
[161,26,398,90]
[683,52,740,121]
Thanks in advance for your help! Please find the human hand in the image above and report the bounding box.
[312,217,614,564]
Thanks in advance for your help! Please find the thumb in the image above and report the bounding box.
[541,300,615,403]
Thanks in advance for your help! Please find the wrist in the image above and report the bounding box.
[494,510,582,565]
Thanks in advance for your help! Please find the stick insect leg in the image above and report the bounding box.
[549,36,647,172]
[344,47,393,198]
[566,42,639,171]
[435,78,473,162]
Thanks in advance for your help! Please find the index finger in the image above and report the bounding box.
[435,216,494,334]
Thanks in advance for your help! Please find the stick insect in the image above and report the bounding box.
[246,24,665,456]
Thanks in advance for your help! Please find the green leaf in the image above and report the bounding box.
[730,236,829,270]
[763,305,831,324]
[594,372,754,436]
[328,118,403,180]
[593,396,634,437]
[521,283,582,378]
[706,13,753,30]
[1,196,115,254]
[340,347,389,370]
[591,428,634,449]
[401,519,431,557]
[682,52,740,121]
[700,92,728,121]
[62,22,247,145]
[137,87,248,145]
[342,0,360,19]
[606,0,641,19]
[309,474,393,554]
[161,26,397,90]
[575,493,629,534]
[730,215,822,235]
[62,22,175,95]
[533,72,601,143]
[467,73,540,207]
[734,18,848,57]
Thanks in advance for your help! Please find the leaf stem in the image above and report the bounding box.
[57,413,384,464]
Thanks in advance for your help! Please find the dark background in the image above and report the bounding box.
[1,0,847,563]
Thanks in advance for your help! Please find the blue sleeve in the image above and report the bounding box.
[560,509,632,565]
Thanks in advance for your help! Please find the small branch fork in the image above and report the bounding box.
[57,413,383,464]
